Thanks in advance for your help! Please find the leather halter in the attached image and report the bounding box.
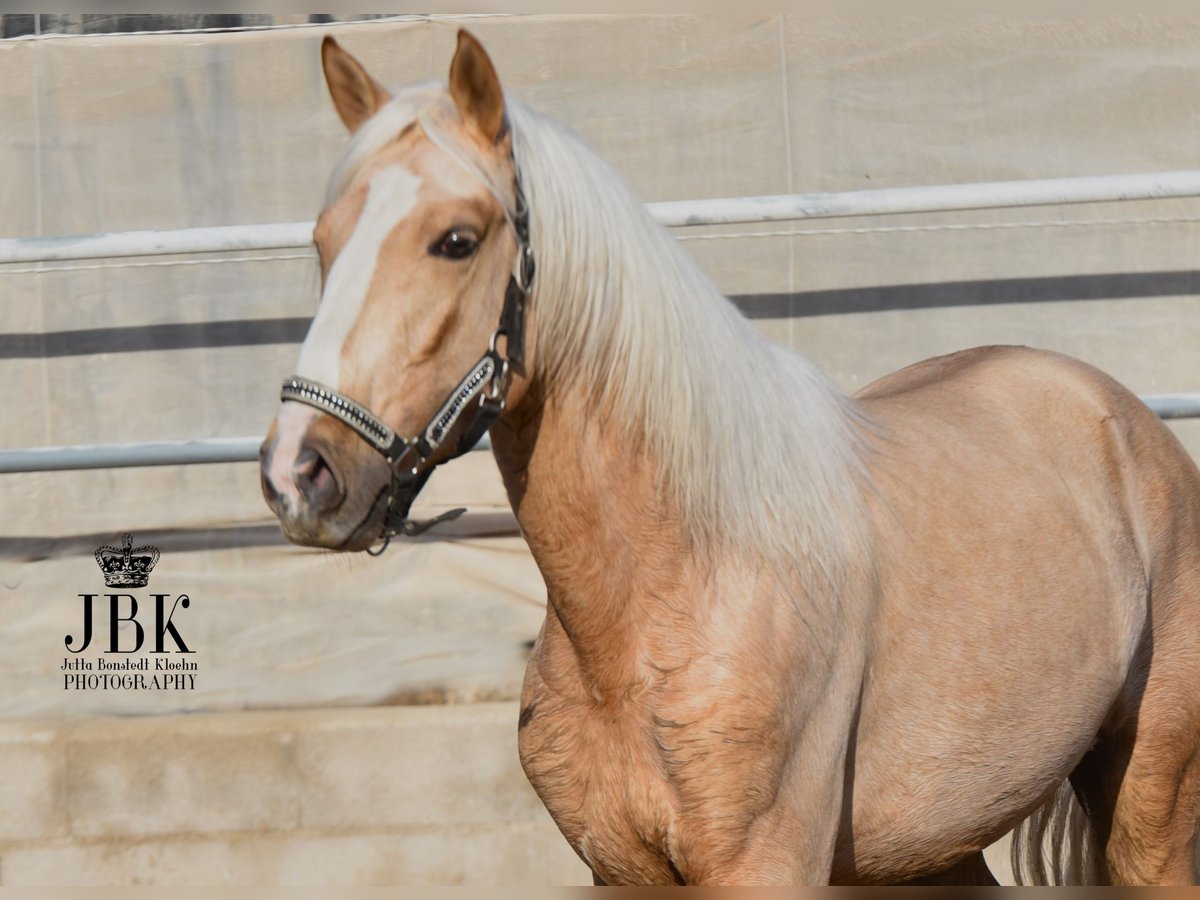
[280,170,534,555]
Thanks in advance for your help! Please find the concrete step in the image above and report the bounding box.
[0,703,589,885]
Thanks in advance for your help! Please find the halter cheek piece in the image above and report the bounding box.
[280,170,534,555]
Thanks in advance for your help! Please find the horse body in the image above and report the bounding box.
[262,31,1200,884]
[845,346,1178,881]
[500,340,1200,885]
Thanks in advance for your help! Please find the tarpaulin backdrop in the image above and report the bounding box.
[0,14,1197,885]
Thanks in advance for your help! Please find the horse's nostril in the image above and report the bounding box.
[294,445,319,480]
[294,444,340,510]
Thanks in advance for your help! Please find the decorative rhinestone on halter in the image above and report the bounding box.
[280,377,395,454]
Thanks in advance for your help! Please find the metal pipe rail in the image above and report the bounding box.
[1142,394,1200,420]
[1,170,1198,474]
[0,434,490,473]
[5,170,1200,263]
[0,396,1194,474]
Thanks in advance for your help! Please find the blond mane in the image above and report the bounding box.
[328,86,872,579]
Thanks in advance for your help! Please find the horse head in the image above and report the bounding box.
[261,31,532,551]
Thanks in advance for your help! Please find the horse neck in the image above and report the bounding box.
[490,377,700,693]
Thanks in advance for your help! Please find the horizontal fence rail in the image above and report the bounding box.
[1,170,1198,474]
[0,223,315,265]
[1141,394,1200,420]
[0,434,491,473]
[0,397,1193,474]
[5,170,1200,263]
[649,170,1200,228]
[0,438,267,473]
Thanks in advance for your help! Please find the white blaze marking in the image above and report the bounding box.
[268,402,318,511]
[270,165,421,507]
[295,164,422,387]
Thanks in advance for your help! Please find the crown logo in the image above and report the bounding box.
[94,534,160,588]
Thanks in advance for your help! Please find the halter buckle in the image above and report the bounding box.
[515,244,536,292]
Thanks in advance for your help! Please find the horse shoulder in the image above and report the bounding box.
[517,570,857,884]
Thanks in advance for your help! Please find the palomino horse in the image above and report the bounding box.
[261,31,1200,885]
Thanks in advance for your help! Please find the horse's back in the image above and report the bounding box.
[857,344,1200,584]
[838,345,1200,883]
[860,344,1158,434]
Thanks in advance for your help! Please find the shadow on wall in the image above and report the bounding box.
[0,269,1195,359]
[737,269,1200,319]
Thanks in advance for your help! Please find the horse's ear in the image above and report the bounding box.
[321,36,391,133]
[448,30,506,145]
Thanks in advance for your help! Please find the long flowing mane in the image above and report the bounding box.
[330,87,873,581]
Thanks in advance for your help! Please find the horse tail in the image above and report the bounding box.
[1009,780,1105,885]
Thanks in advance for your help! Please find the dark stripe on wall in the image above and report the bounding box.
[0,317,311,359]
[733,269,1200,319]
[0,269,1197,358]
[0,524,288,561]
[0,511,521,561]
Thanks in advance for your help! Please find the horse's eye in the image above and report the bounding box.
[431,229,479,260]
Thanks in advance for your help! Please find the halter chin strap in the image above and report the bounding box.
[281,170,534,555]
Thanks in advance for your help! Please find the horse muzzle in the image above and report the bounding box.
[259,413,392,551]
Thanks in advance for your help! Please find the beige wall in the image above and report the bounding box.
[0,14,1197,885]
